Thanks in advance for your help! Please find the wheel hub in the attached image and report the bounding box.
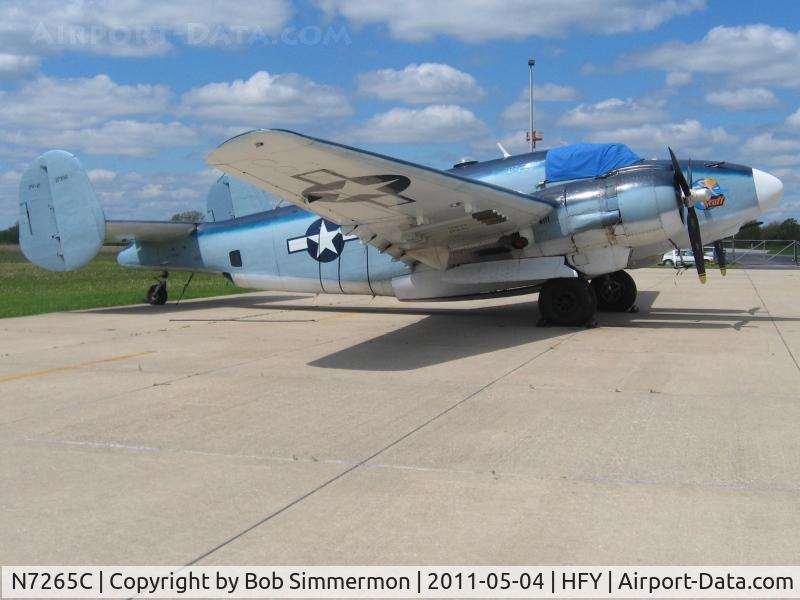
[554,291,577,314]
[600,280,623,302]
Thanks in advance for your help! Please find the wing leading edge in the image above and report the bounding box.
[207,129,556,269]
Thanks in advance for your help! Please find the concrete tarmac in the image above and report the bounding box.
[1,267,799,565]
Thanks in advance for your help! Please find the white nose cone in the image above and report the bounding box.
[753,168,783,211]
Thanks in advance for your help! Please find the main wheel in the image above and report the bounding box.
[538,278,597,326]
[663,259,674,267]
[591,271,637,312]
[146,283,168,305]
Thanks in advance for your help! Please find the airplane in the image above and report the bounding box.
[16,129,783,326]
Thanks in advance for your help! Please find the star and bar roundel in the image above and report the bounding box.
[287,218,359,263]
[293,169,415,207]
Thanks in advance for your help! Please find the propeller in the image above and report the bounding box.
[668,147,707,284]
[713,240,727,276]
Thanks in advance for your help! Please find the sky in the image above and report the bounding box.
[1,0,799,228]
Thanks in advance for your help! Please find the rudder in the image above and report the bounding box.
[18,150,106,271]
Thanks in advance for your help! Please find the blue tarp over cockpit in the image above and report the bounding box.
[545,143,640,182]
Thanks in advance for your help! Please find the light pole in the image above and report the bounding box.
[527,58,542,151]
[528,58,534,152]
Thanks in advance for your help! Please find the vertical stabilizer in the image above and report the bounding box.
[18,150,106,271]
[205,174,275,222]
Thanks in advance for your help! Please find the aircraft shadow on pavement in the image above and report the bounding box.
[86,294,310,314]
[85,290,800,371]
[295,290,800,371]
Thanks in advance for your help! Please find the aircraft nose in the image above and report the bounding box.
[753,168,783,211]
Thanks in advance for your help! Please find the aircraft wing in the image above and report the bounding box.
[207,129,557,269]
[106,220,197,244]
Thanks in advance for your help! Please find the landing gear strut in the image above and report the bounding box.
[537,277,597,327]
[591,270,638,313]
[146,271,168,305]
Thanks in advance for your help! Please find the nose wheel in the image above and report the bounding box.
[146,271,169,305]
[591,270,638,312]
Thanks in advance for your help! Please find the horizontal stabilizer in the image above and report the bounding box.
[106,221,197,244]
[19,150,106,271]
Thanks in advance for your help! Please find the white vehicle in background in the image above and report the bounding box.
[661,248,716,268]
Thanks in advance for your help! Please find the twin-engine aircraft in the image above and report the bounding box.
[18,129,783,326]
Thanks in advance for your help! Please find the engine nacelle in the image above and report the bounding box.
[614,165,684,247]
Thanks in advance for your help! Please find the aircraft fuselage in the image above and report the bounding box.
[117,155,776,300]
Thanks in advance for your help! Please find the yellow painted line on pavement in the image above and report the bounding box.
[0,351,153,384]
[321,312,360,321]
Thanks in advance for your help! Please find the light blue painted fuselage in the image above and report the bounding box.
[118,205,410,295]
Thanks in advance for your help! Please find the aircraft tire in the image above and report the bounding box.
[592,270,637,312]
[146,283,168,305]
[538,277,597,326]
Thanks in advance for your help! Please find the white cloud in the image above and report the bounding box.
[179,71,352,125]
[87,169,118,183]
[634,25,800,88]
[316,0,705,42]
[786,108,800,128]
[93,170,215,221]
[1,120,199,157]
[0,170,21,184]
[0,0,293,59]
[501,103,547,130]
[559,98,666,129]
[0,75,171,129]
[529,83,578,102]
[139,182,198,200]
[472,130,568,156]
[501,84,577,127]
[705,87,779,111]
[665,72,692,87]
[741,133,800,168]
[736,133,800,223]
[0,74,194,157]
[586,119,735,156]
[0,53,39,79]
[351,105,487,143]
[357,63,484,104]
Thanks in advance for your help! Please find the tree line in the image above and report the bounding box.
[737,218,800,241]
[0,223,18,244]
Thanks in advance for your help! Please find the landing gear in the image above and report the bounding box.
[146,271,168,305]
[591,270,637,313]
[537,277,597,327]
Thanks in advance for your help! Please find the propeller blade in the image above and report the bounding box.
[687,206,706,284]
[713,240,727,276]
[669,146,691,197]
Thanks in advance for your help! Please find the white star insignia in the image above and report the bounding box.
[314,220,340,258]
[338,177,399,199]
